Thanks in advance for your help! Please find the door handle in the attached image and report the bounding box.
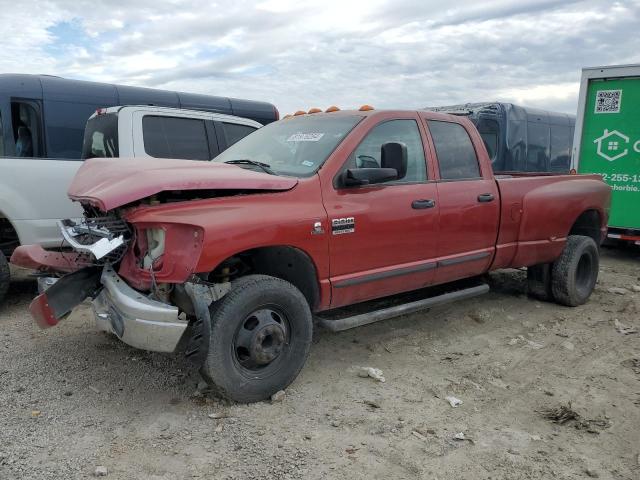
[412,199,436,209]
[477,193,494,203]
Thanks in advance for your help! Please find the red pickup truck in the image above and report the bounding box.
[12,108,611,402]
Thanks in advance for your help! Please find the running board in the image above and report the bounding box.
[317,284,490,332]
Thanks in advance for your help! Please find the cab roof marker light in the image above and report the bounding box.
[307,108,322,114]
[293,110,306,116]
[359,105,374,111]
[325,106,340,112]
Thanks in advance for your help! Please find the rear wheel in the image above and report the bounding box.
[0,251,9,306]
[200,274,313,403]
[527,263,554,302]
[551,235,599,307]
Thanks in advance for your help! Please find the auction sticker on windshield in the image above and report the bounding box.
[287,133,325,142]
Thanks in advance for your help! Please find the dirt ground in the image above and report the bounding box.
[1,247,639,480]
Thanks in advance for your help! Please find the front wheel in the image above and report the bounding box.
[551,235,599,307]
[200,274,313,403]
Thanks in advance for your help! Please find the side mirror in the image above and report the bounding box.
[381,142,408,179]
[344,168,398,186]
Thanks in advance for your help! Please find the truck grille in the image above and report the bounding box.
[60,216,131,265]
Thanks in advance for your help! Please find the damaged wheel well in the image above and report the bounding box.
[210,246,320,310]
[569,210,601,245]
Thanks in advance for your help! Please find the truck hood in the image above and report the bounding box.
[68,158,298,211]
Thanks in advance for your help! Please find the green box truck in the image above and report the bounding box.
[572,64,640,245]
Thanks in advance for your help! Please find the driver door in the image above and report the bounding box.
[322,117,440,308]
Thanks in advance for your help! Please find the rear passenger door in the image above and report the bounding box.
[424,118,500,284]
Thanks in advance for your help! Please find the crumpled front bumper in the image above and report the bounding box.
[92,267,188,353]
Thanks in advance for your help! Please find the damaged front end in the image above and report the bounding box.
[14,209,214,357]
[12,158,295,358]
[23,213,132,330]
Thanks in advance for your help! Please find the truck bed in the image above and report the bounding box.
[492,173,610,270]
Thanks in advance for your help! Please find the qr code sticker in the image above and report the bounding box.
[595,89,621,113]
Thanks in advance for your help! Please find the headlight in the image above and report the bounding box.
[142,228,166,270]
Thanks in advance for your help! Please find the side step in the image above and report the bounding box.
[317,283,490,332]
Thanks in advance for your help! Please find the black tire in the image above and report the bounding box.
[551,235,599,307]
[527,263,554,302]
[200,274,313,403]
[0,251,9,306]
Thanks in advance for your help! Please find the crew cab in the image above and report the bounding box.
[12,107,611,403]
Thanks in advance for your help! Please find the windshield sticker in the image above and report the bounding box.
[301,160,314,167]
[287,133,325,142]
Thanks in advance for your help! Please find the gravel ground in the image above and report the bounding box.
[1,247,639,480]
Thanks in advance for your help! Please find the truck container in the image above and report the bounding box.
[571,64,640,245]
[425,102,575,173]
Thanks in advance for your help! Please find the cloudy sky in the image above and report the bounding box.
[0,0,638,115]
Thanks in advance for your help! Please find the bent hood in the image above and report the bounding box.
[68,158,298,211]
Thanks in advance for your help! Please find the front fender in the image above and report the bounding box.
[119,177,330,293]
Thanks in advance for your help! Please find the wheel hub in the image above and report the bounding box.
[250,324,285,364]
[234,308,288,369]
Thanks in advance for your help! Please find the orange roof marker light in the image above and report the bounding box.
[282,114,293,119]
[293,110,306,116]
[359,104,374,111]
[325,106,340,112]
[307,108,322,114]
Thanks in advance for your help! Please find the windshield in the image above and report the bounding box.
[212,115,362,177]
[82,113,119,159]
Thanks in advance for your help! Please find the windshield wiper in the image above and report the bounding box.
[224,159,275,175]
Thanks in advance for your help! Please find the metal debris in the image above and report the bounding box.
[445,396,463,407]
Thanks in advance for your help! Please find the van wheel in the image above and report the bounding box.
[527,263,554,302]
[551,235,599,307]
[200,275,313,403]
[0,251,9,306]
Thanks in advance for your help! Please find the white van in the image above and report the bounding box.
[0,105,262,303]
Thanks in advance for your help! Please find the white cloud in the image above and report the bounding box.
[0,0,638,115]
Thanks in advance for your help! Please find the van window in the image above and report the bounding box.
[526,122,550,171]
[221,122,256,147]
[143,116,210,160]
[44,101,102,159]
[11,101,42,157]
[82,114,119,159]
[0,111,4,156]
[428,120,481,180]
